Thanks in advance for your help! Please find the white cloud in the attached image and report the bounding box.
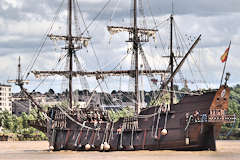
[1,0,23,10]
[1,0,240,93]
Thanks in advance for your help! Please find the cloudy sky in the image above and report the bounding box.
[0,0,239,93]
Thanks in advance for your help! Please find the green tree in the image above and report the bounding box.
[21,112,29,129]
[108,107,134,122]
[228,86,240,128]
[2,111,14,131]
[12,115,18,133]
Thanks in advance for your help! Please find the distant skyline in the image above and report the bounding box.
[0,0,239,93]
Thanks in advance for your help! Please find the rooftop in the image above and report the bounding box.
[0,83,11,87]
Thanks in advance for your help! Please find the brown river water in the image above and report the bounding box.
[0,140,239,160]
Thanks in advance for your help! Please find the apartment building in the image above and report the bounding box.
[0,84,12,112]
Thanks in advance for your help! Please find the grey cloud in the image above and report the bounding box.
[0,0,240,90]
[79,0,240,22]
[2,0,240,23]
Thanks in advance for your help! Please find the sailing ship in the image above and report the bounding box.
[12,0,236,151]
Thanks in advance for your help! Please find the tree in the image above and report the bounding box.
[228,85,240,128]
[111,90,117,95]
[12,115,18,133]
[48,88,55,94]
[21,112,29,129]
[2,110,14,131]
[108,107,134,122]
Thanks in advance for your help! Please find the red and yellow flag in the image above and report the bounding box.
[220,42,231,63]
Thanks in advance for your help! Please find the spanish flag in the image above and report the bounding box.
[220,47,229,63]
[220,42,231,63]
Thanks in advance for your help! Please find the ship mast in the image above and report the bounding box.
[18,56,22,84]
[32,0,163,113]
[133,0,139,114]
[68,0,73,109]
[8,56,29,86]
[170,14,174,107]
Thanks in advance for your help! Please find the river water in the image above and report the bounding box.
[0,140,239,160]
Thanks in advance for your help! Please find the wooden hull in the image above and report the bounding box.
[47,88,232,151]
[51,123,217,151]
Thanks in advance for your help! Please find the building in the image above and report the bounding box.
[12,99,31,116]
[0,84,12,112]
[11,92,30,116]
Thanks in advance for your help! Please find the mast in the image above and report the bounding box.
[18,56,21,84]
[68,0,73,109]
[133,0,139,114]
[34,0,160,112]
[152,34,202,105]
[170,14,174,107]
[8,56,29,89]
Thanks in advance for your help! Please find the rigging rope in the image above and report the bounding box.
[119,127,124,148]
[108,122,114,143]
[73,52,90,90]
[57,105,97,130]
[147,0,169,55]
[32,52,66,92]
[184,115,193,131]
[73,0,82,36]
[151,107,158,137]
[102,123,110,144]
[154,107,162,138]
[81,0,112,35]
[97,51,129,73]
[24,0,65,80]
[138,0,147,28]
[108,0,121,25]
[174,22,208,89]
[76,1,102,72]
[164,104,169,129]
[74,122,86,147]
[130,126,134,148]
[96,78,134,117]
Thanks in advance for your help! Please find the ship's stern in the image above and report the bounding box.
[202,85,235,150]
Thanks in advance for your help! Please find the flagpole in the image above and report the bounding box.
[220,59,227,86]
[220,41,231,86]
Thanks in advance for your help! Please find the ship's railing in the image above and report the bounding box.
[186,109,236,124]
[208,109,236,123]
[208,114,236,123]
[122,117,138,130]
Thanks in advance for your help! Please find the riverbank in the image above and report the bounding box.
[218,127,240,140]
[0,140,239,160]
[0,132,47,141]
